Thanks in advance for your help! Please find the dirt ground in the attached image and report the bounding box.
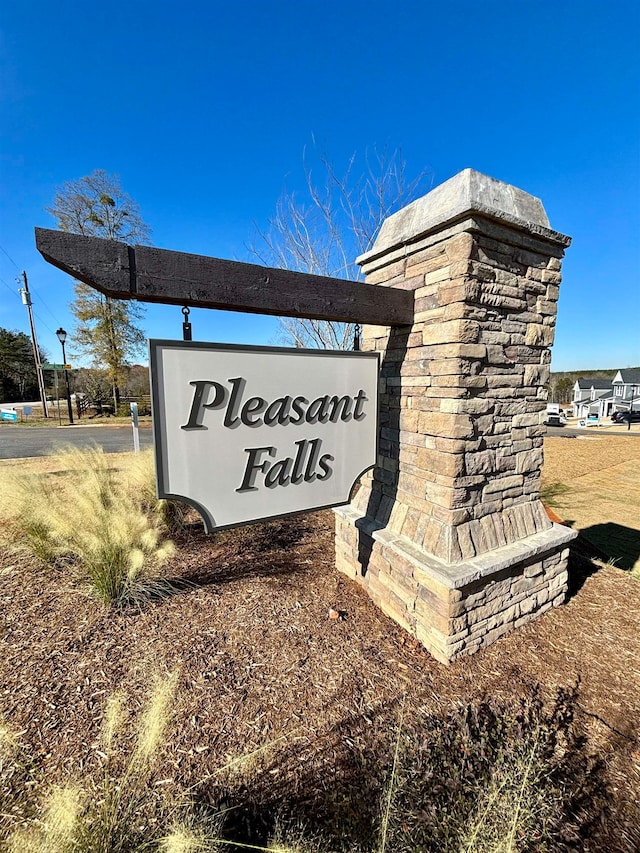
[1,439,640,850]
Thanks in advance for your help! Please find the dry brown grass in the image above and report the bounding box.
[542,434,640,482]
[542,435,640,573]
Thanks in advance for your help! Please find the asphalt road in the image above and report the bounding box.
[1,422,638,460]
[0,425,154,459]
[545,424,640,438]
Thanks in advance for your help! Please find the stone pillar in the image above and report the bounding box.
[335,169,577,664]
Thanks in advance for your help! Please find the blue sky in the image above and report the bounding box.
[1,0,638,373]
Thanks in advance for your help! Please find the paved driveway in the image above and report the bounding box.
[0,425,153,459]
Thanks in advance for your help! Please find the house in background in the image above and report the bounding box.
[572,378,614,419]
[612,368,640,412]
[572,368,640,419]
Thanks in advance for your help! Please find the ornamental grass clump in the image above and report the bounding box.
[1,675,301,853]
[74,671,181,853]
[4,446,176,606]
[6,784,83,853]
[3,672,185,853]
[124,447,190,533]
[0,684,607,853]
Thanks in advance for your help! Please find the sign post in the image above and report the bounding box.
[42,364,71,425]
[54,370,61,424]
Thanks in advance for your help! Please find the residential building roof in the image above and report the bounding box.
[575,378,613,390]
[617,368,640,384]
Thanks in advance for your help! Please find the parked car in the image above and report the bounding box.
[611,411,640,423]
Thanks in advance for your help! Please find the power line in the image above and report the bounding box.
[0,243,21,271]
[32,310,57,337]
[1,276,60,336]
[26,284,61,324]
[0,274,58,348]
[0,275,21,300]
[0,242,61,322]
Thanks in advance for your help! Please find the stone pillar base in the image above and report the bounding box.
[335,506,576,664]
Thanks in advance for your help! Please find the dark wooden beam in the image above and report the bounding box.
[35,228,414,326]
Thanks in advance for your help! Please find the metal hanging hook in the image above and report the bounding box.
[182,306,192,341]
[353,323,361,352]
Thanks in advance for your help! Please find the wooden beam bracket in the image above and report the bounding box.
[35,228,414,327]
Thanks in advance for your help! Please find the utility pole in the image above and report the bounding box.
[19,271,48,417]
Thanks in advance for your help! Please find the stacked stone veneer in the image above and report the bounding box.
[335,169,577,664]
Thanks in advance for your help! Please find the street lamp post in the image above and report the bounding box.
[55,327,74,425]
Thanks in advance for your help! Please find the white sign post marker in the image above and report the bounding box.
[130,402,140,453]
[149,341,379,532]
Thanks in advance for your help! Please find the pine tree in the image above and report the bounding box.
[0,328,46,401]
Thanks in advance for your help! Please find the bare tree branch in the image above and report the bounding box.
[249,146,431,349]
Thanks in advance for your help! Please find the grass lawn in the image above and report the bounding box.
[542,435,640,574]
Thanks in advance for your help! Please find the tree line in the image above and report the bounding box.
[0,333,150,410]
[2,159,399,410]
[41,152,425,406]
[0,329,46,402]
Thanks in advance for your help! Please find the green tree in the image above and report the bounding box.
[0,328,46,402]
[47,170,151,410]
[251,146,429,349]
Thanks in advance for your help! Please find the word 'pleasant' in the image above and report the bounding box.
[182,377,368,430]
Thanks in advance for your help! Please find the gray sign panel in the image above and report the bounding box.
[149,340,379,531]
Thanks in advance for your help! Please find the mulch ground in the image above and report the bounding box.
[2,506,640,850]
